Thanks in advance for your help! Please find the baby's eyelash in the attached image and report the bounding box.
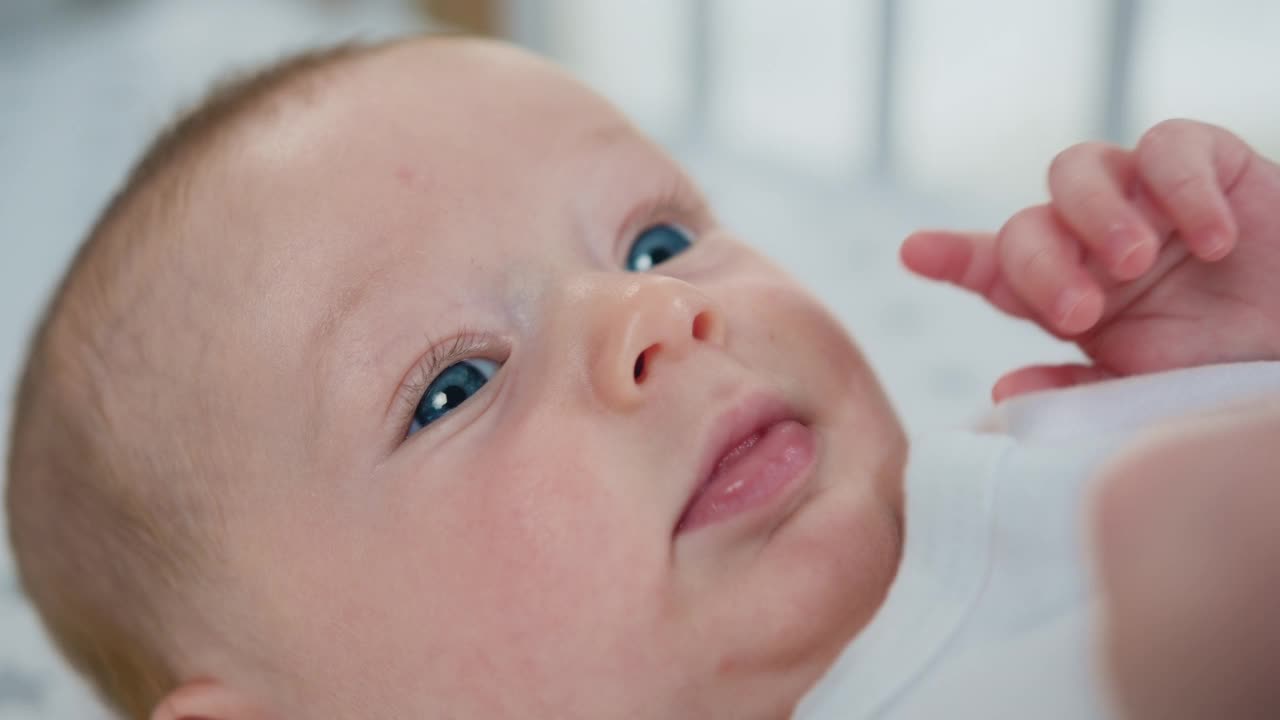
[621,176,708,245]
[395,328,489,433]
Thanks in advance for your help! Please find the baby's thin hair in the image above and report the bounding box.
[5,38,390,719]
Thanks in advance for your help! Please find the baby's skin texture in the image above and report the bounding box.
[908,120,1280,718]
[150,38,906,719]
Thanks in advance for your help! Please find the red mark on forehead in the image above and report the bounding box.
[395,165,417,187]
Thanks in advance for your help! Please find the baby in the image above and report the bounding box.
[4,35,1278,719]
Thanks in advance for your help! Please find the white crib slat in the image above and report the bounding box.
[1100,0,1138,143]
[873,0,899,179]
[687,0,714,145]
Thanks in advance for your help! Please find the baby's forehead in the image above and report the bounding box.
[221,48,666,250]
[215,42,649,228]
[189,41,639,277]
[254,39,629,163]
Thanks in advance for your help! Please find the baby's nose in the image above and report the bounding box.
[591,276,726,409]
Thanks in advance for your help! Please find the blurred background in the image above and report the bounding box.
[2,0,1278,715]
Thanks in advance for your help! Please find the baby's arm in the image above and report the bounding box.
[903,120,1280,400]
[1091,399,1280,719]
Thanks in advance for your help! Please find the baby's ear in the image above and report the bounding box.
[151,678,275,720]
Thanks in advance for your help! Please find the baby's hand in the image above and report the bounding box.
[901,119,1280,401]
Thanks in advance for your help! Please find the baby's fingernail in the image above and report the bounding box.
[1055,287,1084,326]
[1055,287,1099,333]
[1107,225,1147,278]
[1199,229,1231,260]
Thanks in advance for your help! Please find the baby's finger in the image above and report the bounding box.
[997,206,1106,335]
[993,363,1116,403]
[1047,142,1158,280]
[1134,120,1248,261]
[900,230,1032,320]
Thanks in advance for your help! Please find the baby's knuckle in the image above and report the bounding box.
[996,210,1033,252]
[1141,118,1198,148]
[1161,171,1210,204]
[997,207,1051,261]
[1074,184,1115,216]
[1047,146,1081,181]
[1048,143,1100,185]
[1007,205,1050,232]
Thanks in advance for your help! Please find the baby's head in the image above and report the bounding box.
[6,37,905,719]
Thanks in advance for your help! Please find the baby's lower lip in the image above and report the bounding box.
[675,420,816,534]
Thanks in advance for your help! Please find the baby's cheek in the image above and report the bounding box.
[426,443,673,708]
[721,280,876,392]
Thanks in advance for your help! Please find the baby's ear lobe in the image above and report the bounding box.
[151,678,274,720]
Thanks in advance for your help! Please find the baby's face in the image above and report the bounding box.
[194,40,904,718]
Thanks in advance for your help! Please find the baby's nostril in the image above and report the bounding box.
[692,311,717,342]
[634,344,660,383]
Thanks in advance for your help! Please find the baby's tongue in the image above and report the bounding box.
[677,420,814,533]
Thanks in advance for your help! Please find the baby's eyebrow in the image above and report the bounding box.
[309,265,388,356]
[307,264,412,433]
[573,122,636,155]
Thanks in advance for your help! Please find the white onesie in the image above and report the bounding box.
[796,362,1280,719]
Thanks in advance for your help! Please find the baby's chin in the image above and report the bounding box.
[674,443,900,709]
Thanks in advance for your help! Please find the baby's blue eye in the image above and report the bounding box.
[625,223,693,272]
[409,359,499,436]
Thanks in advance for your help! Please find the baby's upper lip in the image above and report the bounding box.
[675,391,800,533]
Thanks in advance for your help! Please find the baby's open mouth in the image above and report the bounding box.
[675,394,817,535]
